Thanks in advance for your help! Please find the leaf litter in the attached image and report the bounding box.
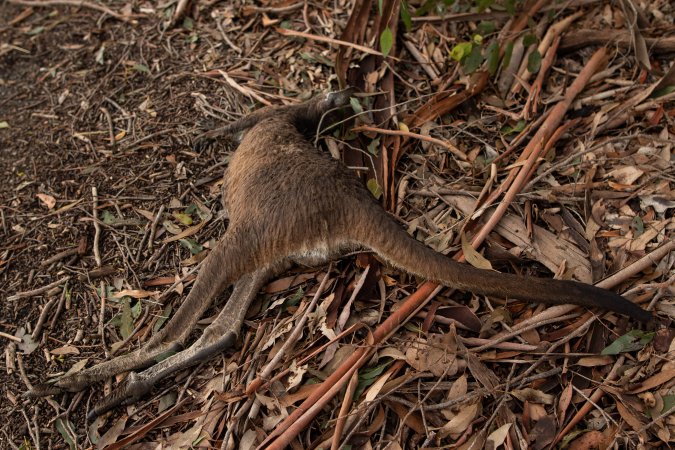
[0,0,673,449]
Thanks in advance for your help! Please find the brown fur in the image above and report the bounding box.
[30,89,651,417]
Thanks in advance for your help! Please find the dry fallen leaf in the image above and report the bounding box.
[50,345,80,356]
[405,333,457,377]
[37,193,56,209]
[439,402,479,437]
[486,422,511,448]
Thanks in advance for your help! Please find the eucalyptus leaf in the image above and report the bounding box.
[367,178,383,199]
[601,330,654,355]
[380,27,393,57]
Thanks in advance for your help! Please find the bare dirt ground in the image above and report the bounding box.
[1,1,674,449]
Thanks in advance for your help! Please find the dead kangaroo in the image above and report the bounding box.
[30,89,652,417]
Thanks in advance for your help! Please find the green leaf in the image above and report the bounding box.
[400,0,412,32]
[101,210,117,225]
[153,304,172,334]
[477,21,496,36]
[360,361,392,380]
[279,20,292,29]
[601,330,655,355]
[158,391,177,413]
[154,347,177,363]
[450,42,473,62]
[652,85,675,98]
[286,287,305,307]
[55,418,77,450]
[367,178,383,199]
[527,49,541,73]
[131,299,142,319]
[415,0,438,17]
[182,17,194,30]
[350,97,363,114]
[354,361,393,399]
[404,321,422,333]
[179,238,203,255]
[502,119,526,135]
[461,232,493,270]
[475,0,494,12]
[367,137,380,156]
[502,41,514,68]
[380,27,394,57]
[523,33,537,47]
[119,297,134,339]
[472,34,483,45]
[463,44,483,73]
[486,41,500,75]
[173,211,193,225]
[27,26,44,35]
[661,395,675,415]
[133,63,150,73]
[631,216,644,237]
[377,0,384,15]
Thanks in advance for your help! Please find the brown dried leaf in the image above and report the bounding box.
[111,289,159,299]
[37,193,56,209]
[50,345,80,356]
[629,369,675,394]
[529,415,556,450]
[577,355,613,367]
[607,166,644,185]
[439,402,479,437]
[96,415,127,449]
[486,422,511,448]
[615,401,645,431]
[511,388,554,405]
[461,232,493,270]
[405,333,457,377]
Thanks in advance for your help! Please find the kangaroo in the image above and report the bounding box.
[29,89,652,417]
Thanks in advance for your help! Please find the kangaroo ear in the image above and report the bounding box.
[325,87,356,109]
[292,87,357,133]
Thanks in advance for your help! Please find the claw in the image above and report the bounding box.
[88,371,153,420]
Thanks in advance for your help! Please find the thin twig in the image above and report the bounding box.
[92,187,102,267]
[276,27,385,57]
[98,280,107,356]
[7,276,70,301]
[7,0,125,19]
[147,204,165,252]
[31,296,58,341]
[0,331,22,343]
[352,125,467,161]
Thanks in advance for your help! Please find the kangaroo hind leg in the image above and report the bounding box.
[88,265,280,418]
[30,230,249,396]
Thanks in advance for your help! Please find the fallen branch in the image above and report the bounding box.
[462,47,608,256]
[259,282,440,449]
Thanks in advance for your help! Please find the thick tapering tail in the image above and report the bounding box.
[357,207,652,323]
